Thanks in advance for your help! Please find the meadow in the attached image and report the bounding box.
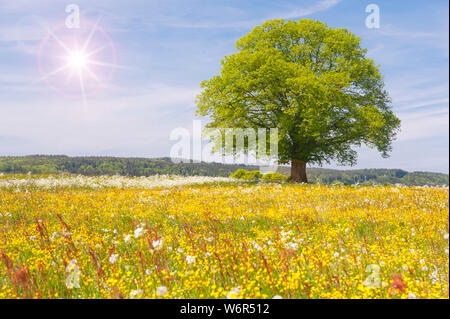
[0,175,448,299]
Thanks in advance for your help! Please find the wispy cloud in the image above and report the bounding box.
[390,82,449,110]
[397,107,449,142]
[152,0,342,29]
[278,0,342,19]
[396,98,449,111]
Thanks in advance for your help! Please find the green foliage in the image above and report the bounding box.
[196,19,401,167]
[261,172,288,183]
[229,169,249,179]
[230,169,262,180]
[0,155,252,178]
[276,167,448,186]
[231,170,287,183]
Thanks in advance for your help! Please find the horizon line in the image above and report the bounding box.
[0,154,448,175]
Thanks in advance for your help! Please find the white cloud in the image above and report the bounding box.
[397,107,449,142]
[279,0,342,19]
[153,0,342,29]
[397,98,449,111]
[0,82,200,157]
[392,84,448,105]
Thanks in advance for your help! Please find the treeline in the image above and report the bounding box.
[277,167,449,186]
[0,155,448,186]
[0,155,252,177]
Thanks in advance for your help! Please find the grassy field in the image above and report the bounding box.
[0,175,448,299]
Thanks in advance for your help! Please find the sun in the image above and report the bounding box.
[67,51,88,70]
[36,18,121,103]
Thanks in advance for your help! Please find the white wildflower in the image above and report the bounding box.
[226,286,241,299]
[152,239,163,251]
[284,242,298,251]
[156,286,168,296]
[109,254,118,264]
[430,270,439,284]
[0,175,233,190]
[134,227,146,238]
[130,289,143,298]
[186,255,196,264]
[362,264,381,288]
[62,229,72,237]
[65,259,81,289]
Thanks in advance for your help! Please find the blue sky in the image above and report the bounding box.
[0,0,448,173]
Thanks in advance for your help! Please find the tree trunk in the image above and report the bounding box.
[291,159,308,183]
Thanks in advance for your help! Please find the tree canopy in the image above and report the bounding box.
[196,19,401,182]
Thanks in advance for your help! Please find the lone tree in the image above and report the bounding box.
[196,19,401,183]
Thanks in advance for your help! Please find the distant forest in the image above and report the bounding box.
[0,155,448,186]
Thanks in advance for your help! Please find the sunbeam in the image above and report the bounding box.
[36,18,118,100]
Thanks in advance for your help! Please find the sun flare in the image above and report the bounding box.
[67,51,88,70]
[36,19,120,102]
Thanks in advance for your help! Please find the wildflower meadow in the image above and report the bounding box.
[0,175,448,299]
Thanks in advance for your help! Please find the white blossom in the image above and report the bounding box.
[226,286,241,299]
[0,175,235,190]
[134,227,146,238]
[186,255,196,264]
[152,239,163,250]
[156,286,168,296]
[109,254,118,264]
[65,259,81,289]
[130,289,143,298]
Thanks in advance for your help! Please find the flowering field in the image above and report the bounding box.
[0,175,448,299]
[0,174,233,190]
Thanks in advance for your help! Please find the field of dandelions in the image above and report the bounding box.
[0,174,448,299]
